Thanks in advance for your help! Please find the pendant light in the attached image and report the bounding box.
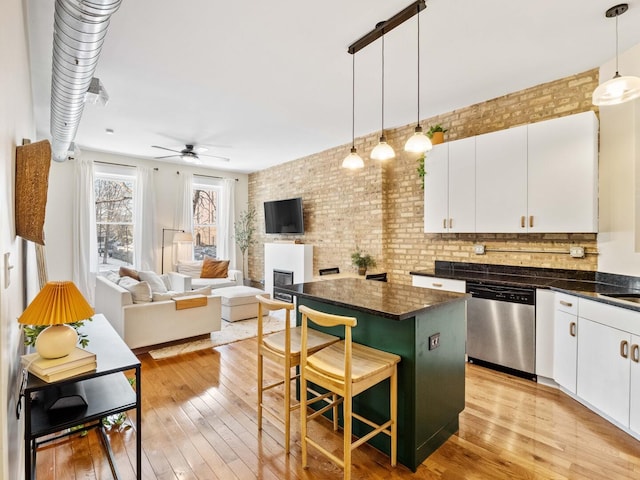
[371,30,396,161]
[592,3,640,106]
[342,54,364,169]
[404,8,432,153]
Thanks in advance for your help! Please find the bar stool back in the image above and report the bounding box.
[256,295,339,453]
[299,304,401,480]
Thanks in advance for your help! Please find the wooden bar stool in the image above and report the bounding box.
[299,304,401,480]
[256,295,339,453]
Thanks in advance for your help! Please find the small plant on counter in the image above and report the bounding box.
[351,248,376,275]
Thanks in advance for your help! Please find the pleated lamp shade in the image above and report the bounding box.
[18,281,94,326]
[18,281,94,358]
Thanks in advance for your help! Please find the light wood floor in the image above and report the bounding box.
[36,336,640,479]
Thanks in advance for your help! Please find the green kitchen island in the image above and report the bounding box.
[276,277,468,472]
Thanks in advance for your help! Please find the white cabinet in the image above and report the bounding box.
[553,293,579,393]
[475,125,528,233]
[411,275,466,293]
[527,111,598,233]
[577,317,631,427]
[576,298,640,437]
[631,335,640,434]
[424,137,475,233]
[535,289,555,379]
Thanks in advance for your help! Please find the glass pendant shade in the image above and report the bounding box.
[342,147,365,169]
[404,125,433,153]
[592,74,640,106]
[371,136,396,160]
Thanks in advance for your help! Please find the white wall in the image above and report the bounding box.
[597,42,640,275]
[0,1,36,478]
[44,150,249,281]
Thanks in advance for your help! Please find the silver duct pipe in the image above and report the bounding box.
[50,0,122,161]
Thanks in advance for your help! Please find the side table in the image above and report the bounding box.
[21,314,141,479]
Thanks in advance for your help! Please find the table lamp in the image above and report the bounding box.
[18,281,94,359]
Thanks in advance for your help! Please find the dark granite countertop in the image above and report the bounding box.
[410,261,640,312]
[276,277,468,320]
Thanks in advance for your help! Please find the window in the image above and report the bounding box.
[94,165,136,271]
[192,176,221,260]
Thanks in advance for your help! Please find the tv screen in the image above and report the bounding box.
[264,197,304,234]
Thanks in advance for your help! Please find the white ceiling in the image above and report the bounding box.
[25,0,640,173]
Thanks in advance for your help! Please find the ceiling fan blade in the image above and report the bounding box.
[198,153,231,162]
[151,145,181,154]
[154,154,180,159]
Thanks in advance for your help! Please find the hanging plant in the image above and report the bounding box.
[417,154,426,190]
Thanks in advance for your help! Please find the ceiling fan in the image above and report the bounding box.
[151,144,230,164]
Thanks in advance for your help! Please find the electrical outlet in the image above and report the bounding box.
[569,246,585,258]
[474,244,485,255]
[429,333,440,350]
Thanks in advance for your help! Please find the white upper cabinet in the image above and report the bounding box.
[475,125,528,233]
[424,137,475,233]
[527,111,598,232]
[424,143,449,233]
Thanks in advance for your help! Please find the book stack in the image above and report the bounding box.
[21,347,97,383]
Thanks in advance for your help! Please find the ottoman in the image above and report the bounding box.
[214,286,270,322]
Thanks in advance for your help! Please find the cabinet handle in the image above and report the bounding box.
[529,215,534,228]
[632,344,640,363]
[569,322,576,337]
[443,219,447,229]
[449,218,453,229]
[432,283,443,288]
[520,216,525,228]
[620,340,629,359]
[559,300,573,307]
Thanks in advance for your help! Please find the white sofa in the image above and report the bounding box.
[173,260,243,290]
[95,273,221,349]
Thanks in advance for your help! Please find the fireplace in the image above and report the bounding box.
[273,269,294,302]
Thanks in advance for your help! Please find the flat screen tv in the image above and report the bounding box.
[264,197,304,234]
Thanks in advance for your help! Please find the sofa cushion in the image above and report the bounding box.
[119,277,152,303]
[201,257,229,278]
[138,270,168,293]
[191,277,236,289]
[176,260,203,278]
[119,266,140,281]
[173,285,213,298]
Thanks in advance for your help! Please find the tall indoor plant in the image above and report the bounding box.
[234,206,257,283]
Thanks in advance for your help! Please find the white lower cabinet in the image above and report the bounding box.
[411,275,466,293]
[631,335,640,435]
[535,289,555,379]
[553,307,578,394]
[577,317,631,427]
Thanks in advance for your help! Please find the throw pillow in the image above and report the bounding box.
[201,257,229,279]
[119,266,140,281]
[103,270,120,284]
[138,270,167,293]
[176,260,203,278]
[159,274,172,291]
[119,278,152,304]
[152,291,174,302]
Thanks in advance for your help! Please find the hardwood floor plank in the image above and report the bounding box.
[35,336,640,479]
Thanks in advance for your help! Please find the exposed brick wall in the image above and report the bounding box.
[249,69,599,285]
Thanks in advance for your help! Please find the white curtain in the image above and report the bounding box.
[72,157,98,304]
[217,178,236,268]
[167,171,193,272]
[134,166,156,270]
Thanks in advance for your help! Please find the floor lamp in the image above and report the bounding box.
[161,228,184,274]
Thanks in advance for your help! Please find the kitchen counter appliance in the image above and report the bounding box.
[466,282,536,380]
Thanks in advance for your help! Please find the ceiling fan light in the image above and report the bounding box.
[592,74,640,106]
[342,147,365,169]
[371,136,396,161]
[404,125,433,153]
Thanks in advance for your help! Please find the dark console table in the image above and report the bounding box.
[22,314,141,479]
[277,278,468,472]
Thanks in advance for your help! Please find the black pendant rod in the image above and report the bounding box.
[348,0,426,55]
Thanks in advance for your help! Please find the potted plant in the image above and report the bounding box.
[426,124,448,145]
[351,248,376,276]
[234,206,257,284]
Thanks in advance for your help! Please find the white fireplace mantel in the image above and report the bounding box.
[264,243,313,297]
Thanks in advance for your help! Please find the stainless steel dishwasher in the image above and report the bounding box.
[466,282,536,380]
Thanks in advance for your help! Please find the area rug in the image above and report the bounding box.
[148,311,291,359]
